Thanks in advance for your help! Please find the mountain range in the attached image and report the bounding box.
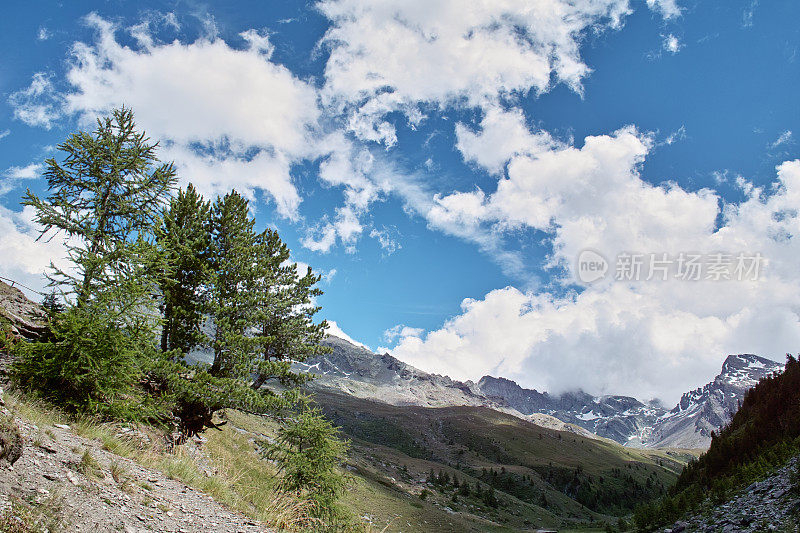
[298,335,783,449]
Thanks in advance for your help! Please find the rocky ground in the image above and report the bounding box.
[0,393,269,532]
[663,456,800,533]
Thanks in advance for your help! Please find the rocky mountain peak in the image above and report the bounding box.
[718,353,782,385]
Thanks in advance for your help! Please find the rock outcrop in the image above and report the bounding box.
[0,281,46,341]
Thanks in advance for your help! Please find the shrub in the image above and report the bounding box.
[11,305,168,421]
[268,405,350,526]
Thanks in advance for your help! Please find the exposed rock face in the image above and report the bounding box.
[298,335,488,407]
[477,375,665,445]
[303,336,783,449]
[646,354,784,449]
[666,454,800,532]
[0,281,46,341]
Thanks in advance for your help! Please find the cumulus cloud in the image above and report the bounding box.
[0,205,71,296]
[391,109,800,403]
[318,0,636,144]
[455,106,560,174]
[0,130,9,141]
[22,13,324,218]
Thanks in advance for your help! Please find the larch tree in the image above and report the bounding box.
[13,107,177,416]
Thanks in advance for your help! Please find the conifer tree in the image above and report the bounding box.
[157,184,211,354]
[208,190,260,379]
[250,229,330,390]
[162,190,329,436]
[12,108,176,417]
[23,107,176,310]
[269,405,349,524]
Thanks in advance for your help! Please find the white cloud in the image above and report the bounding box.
[322,268,337,284]
[391,110,800,403]
[4,163,43,181]
[2,163,44,196]
[0,130,9,141]
[663,125,686,145]
[326,320,371,350]
[319,0,635,144]
[384,324,424,342]
[8,72,63,129]
[28,13,324,218]
[455,106,560,174]
[646,0,682,19]
[370,228,401,254]
[301,137,386,253]
[292,261,336,285]
[663,34,682,54]
[0,205,71,295]
[37,27,51,41]
[771,130,793,149]
[303,205,364,253]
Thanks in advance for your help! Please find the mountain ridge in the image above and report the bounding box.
[302,336,783,449]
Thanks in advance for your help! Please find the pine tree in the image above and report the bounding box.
[162,190,328,436]
[157,184,212,355]
[208,190,260,379]
[250,230,330,391]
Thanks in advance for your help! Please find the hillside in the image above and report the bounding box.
[309,389,691,531]
[0,391,273,532]
[644,354,784,449]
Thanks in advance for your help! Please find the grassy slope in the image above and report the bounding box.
[311,390,691,531]
[4,388,695,532]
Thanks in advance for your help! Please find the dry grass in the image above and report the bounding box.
[0,493,68,533]
[5,392,362,532]
[158,417,320,531]
[77,448,104,479]
[110,459,127,484]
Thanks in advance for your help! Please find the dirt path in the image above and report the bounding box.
[0,409,270,532]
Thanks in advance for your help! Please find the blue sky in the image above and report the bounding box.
[2,0,799,402]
